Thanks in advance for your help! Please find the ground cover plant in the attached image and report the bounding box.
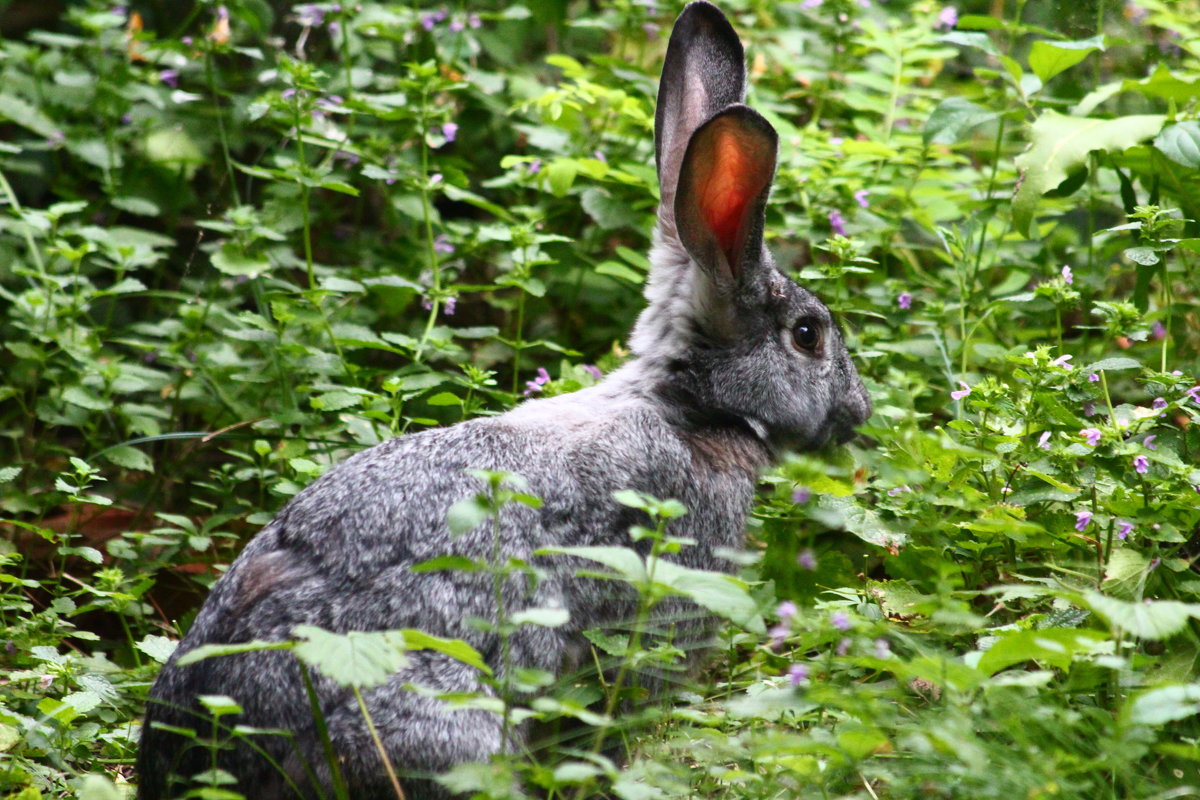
[0,0,1198,798]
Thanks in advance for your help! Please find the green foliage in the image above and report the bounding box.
[0,0,1199,798]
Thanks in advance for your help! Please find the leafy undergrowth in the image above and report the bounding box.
[1,0,1199,798]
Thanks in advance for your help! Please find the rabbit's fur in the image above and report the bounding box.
[136,3,871,798]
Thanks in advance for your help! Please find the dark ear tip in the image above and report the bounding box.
[671,1,742,51]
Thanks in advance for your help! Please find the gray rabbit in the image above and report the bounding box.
[136,3,871,798]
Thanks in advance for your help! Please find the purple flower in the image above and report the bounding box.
[441,122,458,143]
[1088,373,1100,382]
[159,69,179,88]
[1152,321,1167,340]
[593,149,607,163]
[582,364,603,380]
[444,296,456,316]
[524,367,552,396]
[526,158,542,175]
[1133,454,1149,474]
[1075,510,1092,532]
[874,638,891,658]
[296,4,324,27]
[1083,402,1096,417]
[47,130,65,148]
[1187,386,1200,405]
[951,382,971,401]
[281,87,297,100]
[887,486,910,497]
[777,601,798,621]
[792,486,812,505]
[1143,434,1157,450]
[836,637,852,656]
[468,13,481,28]
[1117,521,1133,539]
[938,6,958,28]
[769,623,789,650]
[449,18,465,32]
[1061,265,1073,285]
[1081,427,1102,447]
[831,611,851,631]
[1153,397,1168,410]
[797,549,817,570]
[181,35,193,45]
[828,209,847,236]
[787,663,809,686]
[421,14,437,30]
[1126,2,1149,24]
[1037,431,1051,450]
[854,189,870,208]
[897,292,912,310]
[433,234,455,254]
[316,95,343,112]
[1051,354,1073,368]
[430,173,443,185]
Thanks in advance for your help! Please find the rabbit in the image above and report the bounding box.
[136,2,872,798]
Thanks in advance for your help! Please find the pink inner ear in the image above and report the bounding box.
[695,123,771,272]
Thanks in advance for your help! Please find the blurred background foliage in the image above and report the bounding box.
[0,0,1199,797]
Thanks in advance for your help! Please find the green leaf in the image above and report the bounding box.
[1125,684,1200,726]
[1154,120,1200,168]
[176,639,293,667]
[136,635,178,664]
[510,607,571,628]
[923,97,1000,145]
[397,629,491,675]
[77,774,122,800]
[542,545,648,586]
[1013,111,1165,236]
[197,695,243,716]
[545,158,578,197]
[103,445,154,472]
[1082,357,1142,372]
[446,496,489,537]
[63,386,111,411]
[292,625,408,689]
[1084,592,1200,640]
[1123,246,1160,266]
[595,260,644,284]
[976,628,1107,675]
[1027,36,1103,83]
[652,561,765,633]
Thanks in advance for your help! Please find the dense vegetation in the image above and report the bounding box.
[1,0,1199,797]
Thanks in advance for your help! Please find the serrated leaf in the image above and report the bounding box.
[1014,111,1165,236]
[292,625,408,689]
[136,635,178,664]
[1124,246,1161,266]
[1028,36,1103,83]
[1154,120,1200,168]
[0,467,21,483]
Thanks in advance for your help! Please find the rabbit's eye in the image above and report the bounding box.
[791,319,821,353]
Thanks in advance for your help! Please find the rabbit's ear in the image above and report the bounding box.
[674,105,777,287]
[655,1,745,216]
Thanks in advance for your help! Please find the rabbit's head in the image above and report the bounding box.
[630,1,871,453]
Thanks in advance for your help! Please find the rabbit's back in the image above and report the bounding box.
[138,379,765,799]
